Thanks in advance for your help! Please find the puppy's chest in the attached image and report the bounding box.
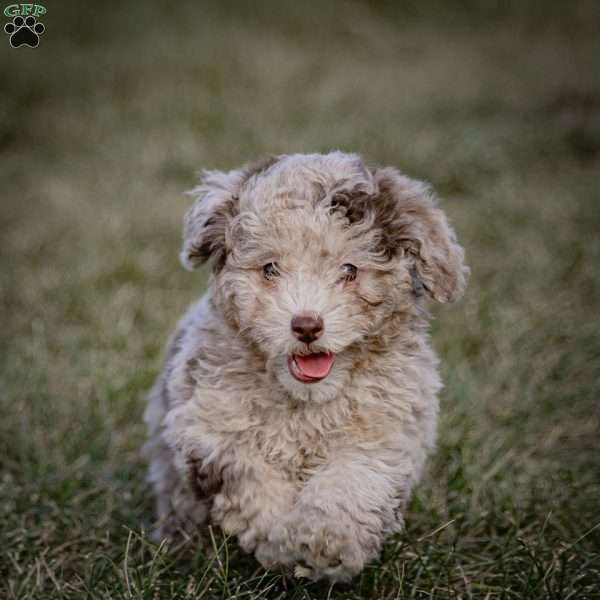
[239,406,354,480]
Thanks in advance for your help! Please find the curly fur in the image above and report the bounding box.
[143,151,469,581]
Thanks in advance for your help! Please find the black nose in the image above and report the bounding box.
[291,313,324,344]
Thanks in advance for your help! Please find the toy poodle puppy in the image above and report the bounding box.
[144,152,468,581]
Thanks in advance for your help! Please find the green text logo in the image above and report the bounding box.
[4,3,46,18]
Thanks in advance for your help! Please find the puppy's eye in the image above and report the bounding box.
[263,262,280,280]
[341,263,357,282]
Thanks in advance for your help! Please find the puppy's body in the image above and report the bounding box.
[144,152,468,581]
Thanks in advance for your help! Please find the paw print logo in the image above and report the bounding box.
[4,15,45,48]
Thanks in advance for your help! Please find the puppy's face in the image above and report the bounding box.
[181,153,468,402]
[216,197,404,402]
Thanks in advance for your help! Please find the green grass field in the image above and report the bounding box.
[1,1,599,598]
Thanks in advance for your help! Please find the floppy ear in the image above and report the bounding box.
[372,167,469,303]
[181,170,241,272]
[181,157,279,272]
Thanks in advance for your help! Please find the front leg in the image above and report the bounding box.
[163,403,299,560]
[206,450,299,558]
[270,448,419,582]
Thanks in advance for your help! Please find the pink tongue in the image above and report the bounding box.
[295,353,334,378]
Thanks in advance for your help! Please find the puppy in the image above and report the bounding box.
[144,152,468,581]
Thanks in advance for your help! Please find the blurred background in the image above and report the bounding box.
[1,1,599,598]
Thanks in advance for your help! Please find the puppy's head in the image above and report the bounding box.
[182,152,469,402]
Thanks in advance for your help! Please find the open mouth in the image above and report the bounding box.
[288,352,335,384]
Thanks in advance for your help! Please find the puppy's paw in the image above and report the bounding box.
[268,508,380,582]
[293,516,364,581]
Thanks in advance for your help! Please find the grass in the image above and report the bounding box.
[1,1,599,597]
